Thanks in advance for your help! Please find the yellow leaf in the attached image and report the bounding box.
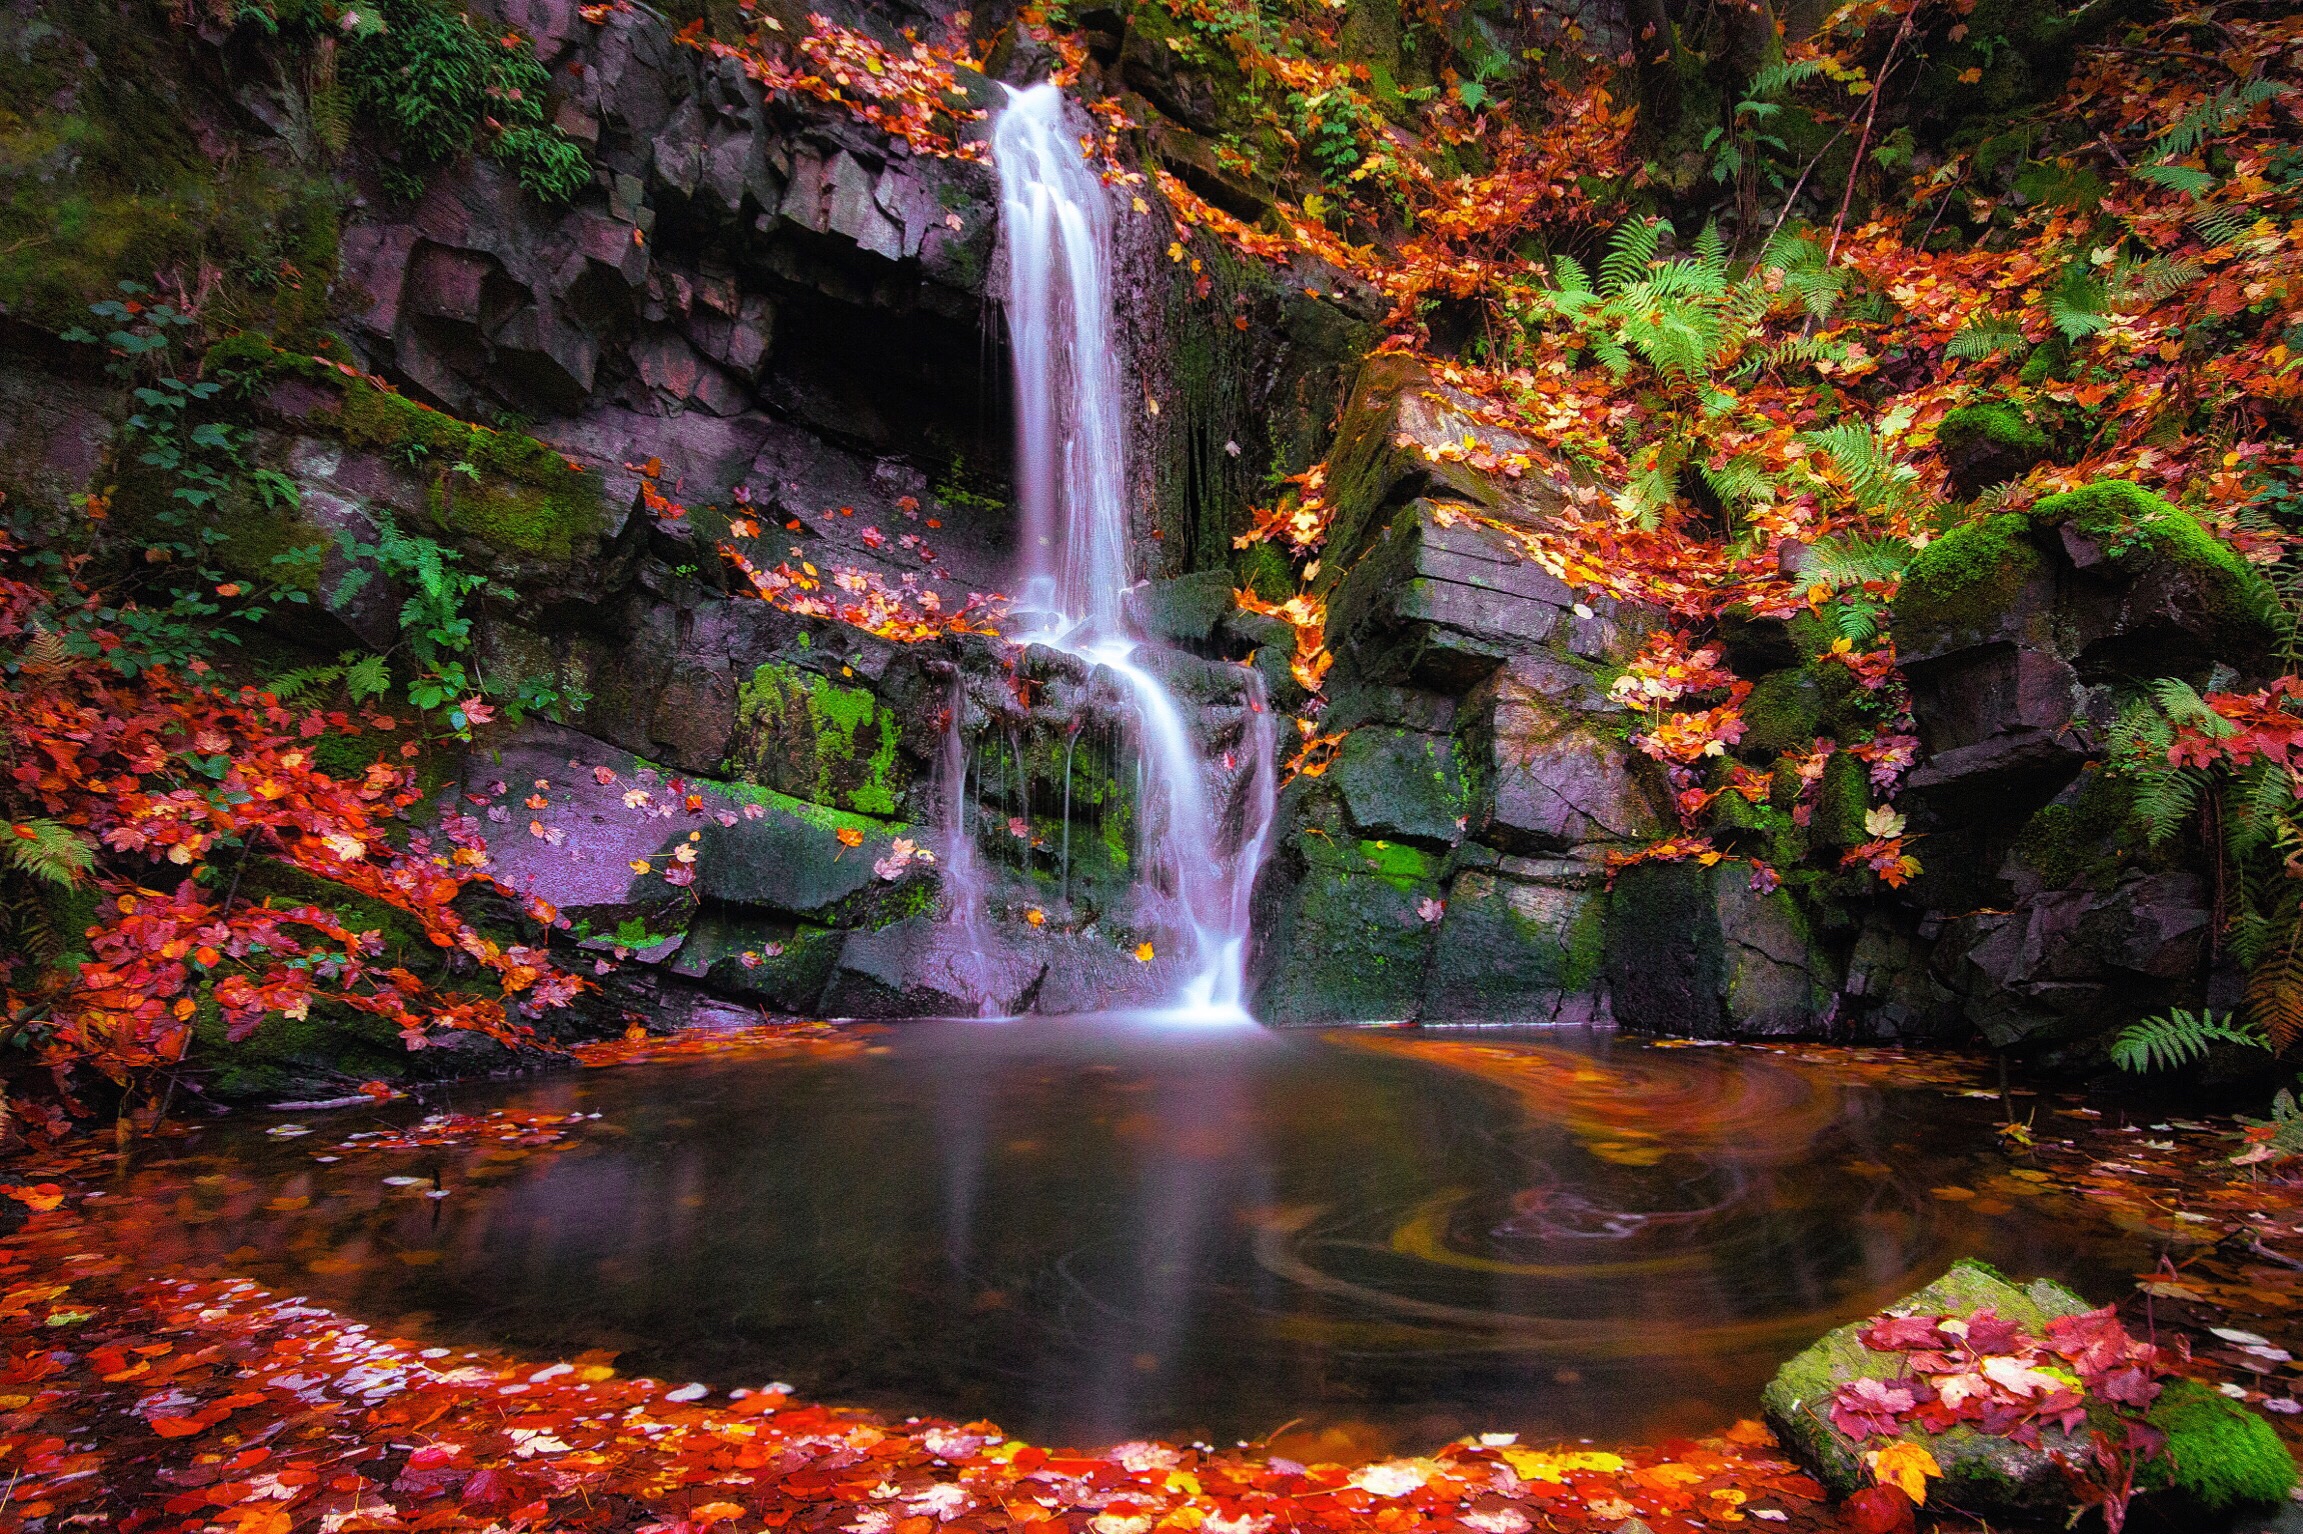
[836,827,865,848]
[630,858,652,875]
[1134,942,1155,962]
[1957,66,1983,83]
[1025,908,1046,927]
[1865,1441,1941,1505]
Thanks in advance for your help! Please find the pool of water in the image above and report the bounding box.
[103,1020,2150,1456]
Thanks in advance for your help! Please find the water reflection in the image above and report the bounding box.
[98,1020,2147,1454]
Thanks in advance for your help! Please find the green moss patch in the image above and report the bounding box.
[1892,511,2047,648]
[732,661,908,816]
[337,380,602,559]
[2142,1378,2298,1513]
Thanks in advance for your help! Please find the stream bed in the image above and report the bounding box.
[99,1021,2154,1456]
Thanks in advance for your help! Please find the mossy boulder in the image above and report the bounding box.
[1736,668,1825,762]
[1809,749,1874,853]
[1937,401,2049,498]
[1896,481,2278,674]
[669,909,847,1013]
[1606,858,1837,1036]
[2033,480,2280,662]
[1252,809,1441,1023]
[1764,1260,2298,1525]
[1763,1260,2098,1519]
[2136,1377,2298,1520]
[694,783,911,920]
[1893,511,2052,661]
[335,380,603,561]
[1421,858,1608,1023]
[732,661,910,817]
[1329,726,1467,846]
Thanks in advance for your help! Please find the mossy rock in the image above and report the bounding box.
[694,782,909,920]
[2137,1377,2298,1517]
[2032,479,2280,649]
[1892,511,2050,659]
[2009,767,2147,892]
[1937,401,2048,498]
[1736,668,1825,762]
[1423,867,1606,1021]
[336,380,602,560]
[1809,749,1873,853]
[732,661,909,817]
[1764,1260,2297,1525]
[1236,540,1297,605]
[1329,727,1467,846]
[1762,1259,2099,1518]
[671,909,846,1013]
[1252,813,1440,1023]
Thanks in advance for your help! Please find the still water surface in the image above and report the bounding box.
[107,1020,2149,1455]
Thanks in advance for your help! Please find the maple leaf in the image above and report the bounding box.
[1828,1376,1916,1439]
[836,827,865,848]
[1863,804,1907,838]
[1864,1442,1940,1505]
[1861,1314,1946,1352]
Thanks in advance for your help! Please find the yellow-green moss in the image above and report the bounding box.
[1894,511,2045,642]
[2141,1378,2298,1512]
[338,381,602,560]
[2034,480,2276,634]
[1937,401,2046,478]
[733,661,905,816]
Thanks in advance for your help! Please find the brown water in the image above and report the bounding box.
[99,1021,2151,1455]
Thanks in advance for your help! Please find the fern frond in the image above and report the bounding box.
[1598,218,1663,298]
[1699,453,1775,512]
[2134,162,2215,197]
[4,820,95,888]
[1800,422,1921,515]
[2047,268,2112,341]
[1748,59,1822,99]
[2190,205,2256,249]
[1946,315,2029,360]
[2109,1007,2266,1072]
[267,663,346,705]
[1550,253,1595,300]
[2151,77,2286,160]
[2250,937,2303,1054]
[1804,532,1916,586]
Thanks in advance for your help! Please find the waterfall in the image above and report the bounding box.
[938,679,998,1017]
[985,82,1277,1022]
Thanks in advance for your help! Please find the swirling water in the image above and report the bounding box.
[96,1022,2149,1455]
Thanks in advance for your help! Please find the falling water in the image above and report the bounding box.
[987,81,1277,1021]
[938,680,999,1017]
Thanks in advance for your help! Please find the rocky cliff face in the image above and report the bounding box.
[0,0,2261,1068]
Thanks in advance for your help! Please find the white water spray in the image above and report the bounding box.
[988,82,1277,1022]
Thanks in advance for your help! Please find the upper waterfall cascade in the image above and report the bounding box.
[959,81,1277,1021]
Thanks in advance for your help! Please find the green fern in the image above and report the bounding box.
[1803,531,1915,587]
[1946,314,2030,360]
[1597,218,1663,297]
[2134,162,2215,197]
[1800,423,1922,516]
[2189,205,2257,249]
[2109,1008,2267,1072]
[4,819,95,888]
[2047,266,2113,341]
[2151,77,2287,160]
[267,663,346,705]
